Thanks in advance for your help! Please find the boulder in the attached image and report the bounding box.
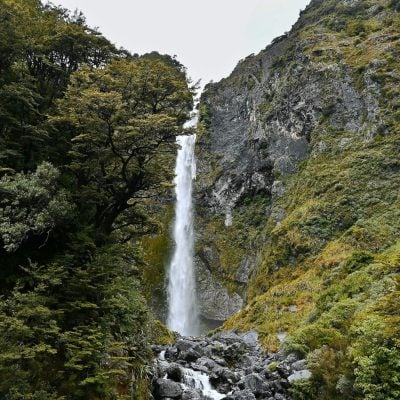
[177,339,196,353]
[154,378,183,399]
[167,363,184,383]
[288,369,312,383]
[222,389,256,400]
[240,373,271,396]
[290,359,307,371]
[182,388,202,400]
[240,330,259,347]
[181,348,201,362]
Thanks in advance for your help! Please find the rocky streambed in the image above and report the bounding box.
[150,331,311,400]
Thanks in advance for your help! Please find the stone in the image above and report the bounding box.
[241,373,271,396]
[288,369,312,383]
[156,360,170,379]
[196,356,218,371]
[165,346,179,360]
[276,364,290,378]
[177,339,196,353]
[153,378,183,399]
[222,389,256,400]
[240,330,259,346]
[285,353,299,364]
[181,348,201,362]
[291,359,307,371]
[167,363,184,383]
[235,257,253,284]
[210,367,240,386]
[182,389,202,400]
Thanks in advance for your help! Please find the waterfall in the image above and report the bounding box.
[167,116,198,336]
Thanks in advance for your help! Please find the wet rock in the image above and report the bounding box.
[240,373,271,396]
[222,389,256,400]
[165,347,179,360]
[196,262,244,321]
[209,366,240,388]
[177,339,196,353]
[195,356,218,371]
[153,378,183,399]
[156,360,170,378]
[167,363,184,383]
[182,388,202,400]
[152,331,305,400]
[181,348,201,362]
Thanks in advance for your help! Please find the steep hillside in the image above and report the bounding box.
[195,0,400,398]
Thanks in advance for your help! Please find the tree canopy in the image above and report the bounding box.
[0,1,194,398]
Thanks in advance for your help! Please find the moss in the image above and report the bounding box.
[149,319,176,346]
[141,205,173,300]
[268,362,278,372]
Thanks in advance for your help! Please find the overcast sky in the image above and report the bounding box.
[51,0,310,88]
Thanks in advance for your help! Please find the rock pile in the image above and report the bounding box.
[150,331,311,400]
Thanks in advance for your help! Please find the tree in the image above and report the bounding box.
[0,2,194,398]
[0,0,120,172]
[54,56,193,242]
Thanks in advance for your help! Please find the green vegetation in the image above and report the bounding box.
[0,0,193,398]
[217,0,400,399]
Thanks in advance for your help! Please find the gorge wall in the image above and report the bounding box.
[193,0,400,397]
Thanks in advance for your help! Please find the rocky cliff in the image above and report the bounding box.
[194,0,400,398]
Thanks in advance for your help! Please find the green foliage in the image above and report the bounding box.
[289,379,315,400]
[53,57,193,242]
[0,0,119,172]
[0,1,194,398]
[0,245,152,399]
[0,162,74,252]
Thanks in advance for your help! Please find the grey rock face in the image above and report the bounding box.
[193,0,382,324]
[196,259,243,321]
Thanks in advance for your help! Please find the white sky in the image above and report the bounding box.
[51,0,310,88]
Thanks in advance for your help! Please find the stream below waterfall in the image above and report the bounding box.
[151,331,311,400]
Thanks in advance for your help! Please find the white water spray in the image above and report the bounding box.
[167,117,198,336]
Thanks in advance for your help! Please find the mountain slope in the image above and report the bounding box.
[195,0,400,398]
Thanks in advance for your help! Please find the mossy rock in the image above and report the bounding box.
[149,319,176,346]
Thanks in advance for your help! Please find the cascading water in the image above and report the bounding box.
[166,116,199,336]
[182,368,226,400]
